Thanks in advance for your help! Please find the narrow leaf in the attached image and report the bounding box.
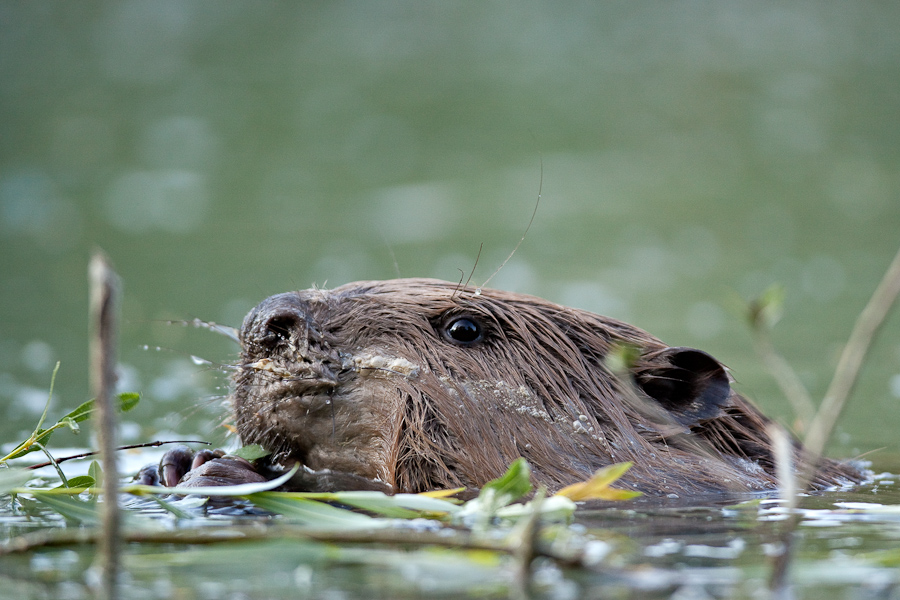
[125,463,300,497]
[555,462,642,501]
[33,493,99,524]
[315,491,420,518]
[57,475,95,489]
[390,493,462,513]
[0,468,36,495]
[149,495,198,520]
[495,494,576,522]
[88,460,103,485]
[418,487,466,499]
[59,398,98,425]
[247,493,386,529]
[2,428,54,461]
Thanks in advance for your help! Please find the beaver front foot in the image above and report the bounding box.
[135,444,394,493]
[133,445,267,489]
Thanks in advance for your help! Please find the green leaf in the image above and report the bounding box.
[5,393,143,462]
[57,475,95,489]
[749,284,785,330]
[479,458,532,508]
[60,398,98,425]
[117,392,140,412]
[457,459,534,524]
[316,491,423,519]
[231,444,270,461]
[390,493,462,514]
[2,431,51,460]
[604,342,642,373]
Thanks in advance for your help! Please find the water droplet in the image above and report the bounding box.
[474,288,482,296]
[190,355,211,366]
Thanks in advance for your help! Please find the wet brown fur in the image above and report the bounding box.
[232,278,862,497]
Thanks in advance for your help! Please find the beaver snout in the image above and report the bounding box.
[240,292,347,378]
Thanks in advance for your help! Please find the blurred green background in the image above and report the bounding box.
[1,2,898,465]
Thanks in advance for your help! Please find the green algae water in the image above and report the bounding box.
[1,2,900,597]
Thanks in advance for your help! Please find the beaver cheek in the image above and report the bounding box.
[301,381,405,485]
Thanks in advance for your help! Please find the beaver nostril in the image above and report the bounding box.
[261,313,300,346]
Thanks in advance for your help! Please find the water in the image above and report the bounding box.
[0,476,898,599]
[1,2,899,595]
[2,2,899,453]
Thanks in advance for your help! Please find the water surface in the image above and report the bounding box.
[1,0,899,506]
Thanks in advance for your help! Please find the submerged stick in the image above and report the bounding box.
[89,252,121,600]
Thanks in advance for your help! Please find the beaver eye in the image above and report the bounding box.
[443,317,483,345]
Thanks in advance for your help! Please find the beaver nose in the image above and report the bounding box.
[239,292,345,367]
[240,293,312,347]
[261,310,303,345]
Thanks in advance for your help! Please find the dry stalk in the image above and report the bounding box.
[89,252,121,600]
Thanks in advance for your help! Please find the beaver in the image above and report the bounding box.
[157,278,863,497]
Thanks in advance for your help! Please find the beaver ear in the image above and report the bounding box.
[633,347,731,426]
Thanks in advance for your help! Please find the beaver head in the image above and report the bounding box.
[231,278,855,496]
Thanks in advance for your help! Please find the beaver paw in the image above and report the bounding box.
[136,445,267,489]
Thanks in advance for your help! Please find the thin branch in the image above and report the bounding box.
[803,244,900,479]
[26,440,211,470]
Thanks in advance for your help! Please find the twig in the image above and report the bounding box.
[26,440,211,470]
[89,252,121,600]
[802,243,900,477]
